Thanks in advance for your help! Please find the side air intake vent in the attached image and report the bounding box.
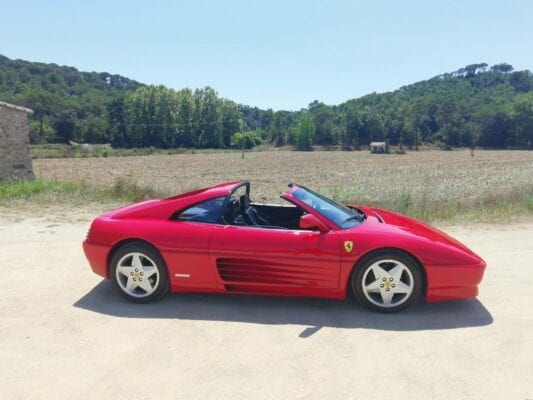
[216,258,337,287]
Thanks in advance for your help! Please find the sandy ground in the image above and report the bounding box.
[0,211,532,400]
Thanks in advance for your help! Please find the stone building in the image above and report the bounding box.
[369,141,389,154]
[0,101,35,181]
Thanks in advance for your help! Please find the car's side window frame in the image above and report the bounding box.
[170,196,229,225]
[218,181,250,225]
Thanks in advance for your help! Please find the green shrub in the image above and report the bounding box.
[231,131,262,149]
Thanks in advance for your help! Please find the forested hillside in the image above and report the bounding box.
[1,54,532,149]
[0,54,140,143]
[336,63,533,149]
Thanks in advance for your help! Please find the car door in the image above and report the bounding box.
[209,225,341,294]
[159,221,219,290]
[158,196,227,290]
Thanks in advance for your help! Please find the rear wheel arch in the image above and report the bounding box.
[348,247,427,298]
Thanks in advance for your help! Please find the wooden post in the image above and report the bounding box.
[241,119,245,159]
[415,112,419,151]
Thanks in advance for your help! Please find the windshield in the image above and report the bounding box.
[292,187,364,229]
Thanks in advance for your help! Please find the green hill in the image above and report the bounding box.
[0,54,531,149]
[0,54,141,143]
[335,63,533,149]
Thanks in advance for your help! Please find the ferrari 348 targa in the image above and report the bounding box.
[83,181,486,312]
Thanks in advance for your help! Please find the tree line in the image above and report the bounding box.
[109,86,241,148]
[1,54,532,149]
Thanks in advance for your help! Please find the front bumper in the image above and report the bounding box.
[426,260,486,302]
[82,241,111,278]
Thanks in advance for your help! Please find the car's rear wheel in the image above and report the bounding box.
[109,243,169,303]
[352,250,422,313]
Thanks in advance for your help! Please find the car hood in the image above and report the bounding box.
[354,206,481,260]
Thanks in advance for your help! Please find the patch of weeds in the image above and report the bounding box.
[104,178,163,202]
[0,179,77,199]
[395,189,413,214]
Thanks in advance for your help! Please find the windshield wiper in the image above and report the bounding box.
[342,214,363,224]
[343,208,366,223]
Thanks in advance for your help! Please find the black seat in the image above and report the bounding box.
[239,194,271,226]
[250,207,271,225]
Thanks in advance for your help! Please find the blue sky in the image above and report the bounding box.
[1,0,532,110]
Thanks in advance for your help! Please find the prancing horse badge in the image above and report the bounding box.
[344,240,354,252]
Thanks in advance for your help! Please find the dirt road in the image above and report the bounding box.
[0,213,532,399]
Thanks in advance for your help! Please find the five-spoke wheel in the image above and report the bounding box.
[352,250,422,312]
[110,243,169,303]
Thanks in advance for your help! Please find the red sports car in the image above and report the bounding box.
[83,181,486,312]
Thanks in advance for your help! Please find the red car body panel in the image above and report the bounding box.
[83,181,486,303]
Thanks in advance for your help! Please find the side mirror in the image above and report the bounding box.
[299,214,329,233]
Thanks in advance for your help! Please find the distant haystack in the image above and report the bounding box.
[0,101,35,181]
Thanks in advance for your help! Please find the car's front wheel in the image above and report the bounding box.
[109,243,169,303]
[352,250,422,312]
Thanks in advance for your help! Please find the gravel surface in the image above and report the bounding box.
[0,214,532,400]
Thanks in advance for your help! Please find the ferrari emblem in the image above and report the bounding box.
[344,241,354,252]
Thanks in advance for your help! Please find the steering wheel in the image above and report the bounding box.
[222,198,241,224]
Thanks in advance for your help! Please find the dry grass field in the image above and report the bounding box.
[30,149,533,222]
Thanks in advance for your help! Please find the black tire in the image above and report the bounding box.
[351,249,422,313]
[109,242,169,303]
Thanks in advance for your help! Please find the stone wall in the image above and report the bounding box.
[0,101,35,181]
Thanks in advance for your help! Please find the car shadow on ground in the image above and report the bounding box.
[74,280,493,335]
